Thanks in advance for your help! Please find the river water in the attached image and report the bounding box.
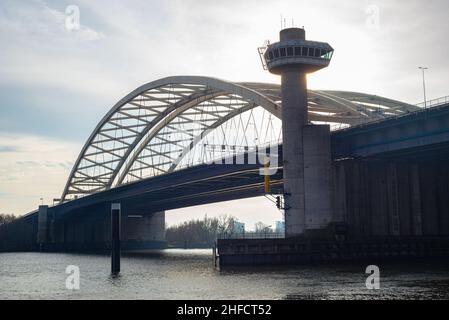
[1,249,449,300]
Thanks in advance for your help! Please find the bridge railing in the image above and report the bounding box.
[218,232,285,240]
[416,95,449,109]
[335,94,449,132]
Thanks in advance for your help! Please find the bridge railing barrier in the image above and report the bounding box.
[416,95,449,109]
[335,94,449,132]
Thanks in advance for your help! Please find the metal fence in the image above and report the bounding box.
[335,94,449,133]
[416,95,449,109]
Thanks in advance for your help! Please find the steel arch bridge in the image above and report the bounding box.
[61,76,419,202]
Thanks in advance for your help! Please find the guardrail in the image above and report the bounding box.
[416,95,449,109]
[335,95,449,132]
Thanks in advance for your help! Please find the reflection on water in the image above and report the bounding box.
[1,249,449,300]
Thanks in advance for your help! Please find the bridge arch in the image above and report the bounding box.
[61,76,419,201]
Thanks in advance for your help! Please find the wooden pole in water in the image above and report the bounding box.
[111,203,121,275]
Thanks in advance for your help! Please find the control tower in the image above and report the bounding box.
[262,28,334,237]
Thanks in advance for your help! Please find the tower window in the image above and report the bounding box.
[301,47,308,56]
[309,48,316,57]
[274,49,279,58]
[280,47,286,57]
[320,49,326,58]
[294,47,301,56]
[287,47,293,56]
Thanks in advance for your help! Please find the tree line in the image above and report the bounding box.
[165,215,276,248]
[165,214,236,248]
[0,214,16,226]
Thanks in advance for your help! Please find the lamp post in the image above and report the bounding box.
[419,67,428,108]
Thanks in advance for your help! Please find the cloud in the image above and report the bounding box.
[0,0,115,99]
[0,146,19,153]
[0,133,80,215]
[0,0,104,41]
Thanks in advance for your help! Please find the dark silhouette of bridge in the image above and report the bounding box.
[1,76,449,253]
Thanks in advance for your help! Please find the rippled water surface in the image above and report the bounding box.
[1,250,449,300]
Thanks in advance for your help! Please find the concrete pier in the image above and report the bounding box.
[123,211,166,250]
[217,237,449,267]
[303,125,333,232]
[217,159,449,266]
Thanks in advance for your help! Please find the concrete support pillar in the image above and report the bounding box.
[124,211,166,242]
[437,165,449,235]
[420,165,439,235]
[410,165,423,236]
[52,218,65,248]
[332,162,347,223]
[360,162,371,236]
[386,163,400,236]
[147,211,166,241]
[121,211,166,250]
[370,162,388,236]
[397,165,412,236]
[350,161,363,236]
[37,205,49,247]
[303,125,333,230]
[282,70,308,237]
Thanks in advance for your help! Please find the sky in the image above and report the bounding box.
[0,0,448,229]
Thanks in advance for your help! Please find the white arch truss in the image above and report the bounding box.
[61,76,419,201]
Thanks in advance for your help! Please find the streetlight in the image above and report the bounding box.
[419,67,428,109]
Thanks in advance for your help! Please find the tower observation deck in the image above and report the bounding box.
[264,28,334,74]
[262,28,334,237]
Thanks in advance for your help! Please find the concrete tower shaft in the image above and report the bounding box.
[264,28,334,237]
[281,70,308,236]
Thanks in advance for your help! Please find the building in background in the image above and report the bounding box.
[275,221,285,234]
[233,221,245,234]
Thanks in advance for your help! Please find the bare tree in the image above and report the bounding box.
[254,221,272,233]
[165,214,237,248]
[217,214,235,237]
[0,214,16,226]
